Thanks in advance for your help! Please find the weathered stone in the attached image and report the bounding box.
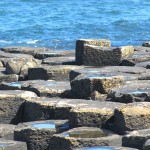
[6,57,41,79]
[138,70,150,80]
[0,70,18,82]
[135,61,150,69]
[24,98,94,121]
[121,52,150,66]
[122,129,150,150]
[134,46,150,52]
[107,80,150,103]
[23,80,71,98]
[70,66,145,82]
[90,91,107,101]
[144,139,150,150]
[0,46,48,57]
[35,50,75,59]
[23,97,59,122]
[14,120,69,150]
[71,73,124,99]
[48,127,122,150]
[0,90,37,124]
[142,41,150,47]
[0,124,16,140]
[0,138,27,150]
[112,102,150,134]
[75,39,111,65]
[28,65,83,81]
[42,56,75,65]
[79,44,134,66]
[69,101,124,128]
[75,146,138,150]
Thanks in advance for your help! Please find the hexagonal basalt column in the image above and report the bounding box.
[28,65,83,81]
[76,39,111,65]
[69,102,124,128]
[122,129,150,150]
[107,80,150,103]
[112,102,150,134]
[23,98,95,121]
[48,127,122,150]
[14,120,69,150]
[71,73,123,99]
[0,139,27,150]
[0,90,37,124]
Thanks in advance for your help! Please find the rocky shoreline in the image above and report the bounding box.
[0,39,149,150]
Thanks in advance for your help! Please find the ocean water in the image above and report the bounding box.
[0,0,150,50]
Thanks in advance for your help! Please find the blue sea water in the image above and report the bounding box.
[0,0,150,50]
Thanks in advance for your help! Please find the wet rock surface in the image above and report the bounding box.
[14,120,69,150]
[0,41,150,150]
[122,129,150,149]
[0,138,27,150]
[48,127,122,150]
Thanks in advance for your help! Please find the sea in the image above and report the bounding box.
[0,0,150,50]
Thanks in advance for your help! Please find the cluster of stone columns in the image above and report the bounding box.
[0,40,149,150]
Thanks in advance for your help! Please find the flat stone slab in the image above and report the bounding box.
[138,70,150,80]
[75,39,111,65]
[28,65,83,81]
[70,66,146,82]
[0,46,48,57]
[0,90,37,124]
[144,139,150,150]
[134,46,150,52]
[42,56,75,65]
[48,127,122,150]
[0,138,27,150]
[69,101,124,128]
[107,80,150,103]
[14,120,69,150]
[75,146,138,150]
[122,129,150,150]
[112,102,150,134]
[79,44,134,66]
[23,80,71,97]
[0,124,16,140]
[23,98,102,122]
[135,61,150,69]
[71,73,124,99]
[0,70,18,82]
[121,52,150,66]
[35,50,75,59]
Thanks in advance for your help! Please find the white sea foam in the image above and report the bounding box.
[0,40,12,44]
[26,40,39,44]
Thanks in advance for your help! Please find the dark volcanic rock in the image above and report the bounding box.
[14,120,69,150]
[142,41,150,47]
[112,102,150,134]
[82,45,134,66]
[122,129,150,150]
[70,73,124,99]
[107,80,150,103]
[69,101,124,128]
[75,39,111,65]
[0,90,37,124]
[28,65,83,81]
[48,127,122,150]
